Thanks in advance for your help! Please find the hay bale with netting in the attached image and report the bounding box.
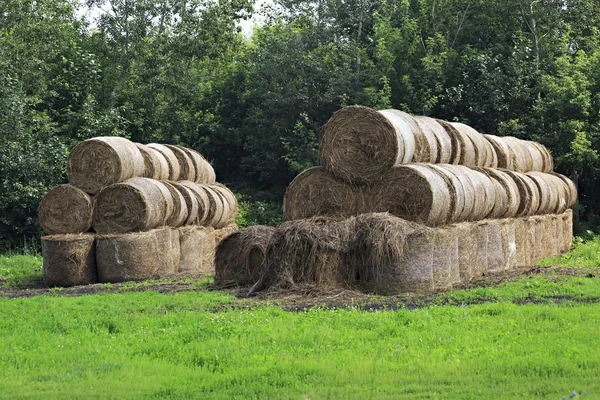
[67,137,145,194]
[96,228,180,283]
[283,166,365,221]
[514,218,532,267]
[214,225,277,286]
[539,214,555,258]
[135,143,169,180]
[500,219,517,271]
[320,106,422,184]
[250,217,352,293]
[93,178,173,234]
[433,227,459,290]
[214,222,239,244]
[455,222,478,282]
[552,215,563,257]
[483,134,515,169]
[486,220,505,273]
[368,165,452,226]
[42,234,97,287]
[209,184,238,228]
[177,146,216,184]
[178,226,216,276]
[38,185,93,234]
[562,209,573,253]
[164,145,196,181]
[147,143,181,181]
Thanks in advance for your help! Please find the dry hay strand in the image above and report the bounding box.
[479,168,520,218]
[209,183,238,228]
[42,233,97,287]
[561,209,573,253]
[177,146,216,184]
[135,143,169,180]
[283,166,365,221]
[503,171,540,217]
[525,172,556,215]
[164,144,196,181]
[343,213,435,295]
[214,222,240,244]
[451,122,493,167]
[414,116,452,164]
[147,143,181,181]
[433,226,459,290]
[251,217,352,294]
[67,137,145,194]
[514,218,531,267]
[429,165,463,223]
[93,177,173,234]
[550,172,578,208]
[96,228,180,283]
[198,185,225,228]
[214,225,277,286]
[500,219,517,271]
[163,182,188,227]
[485,220,505,273]
[455,222,478,282]
[168,181,199,225]
[368,165,453,227]
[178,226,216,276]
[437,165,476,222]
[435,120,463,164]
[38,185,93,235]
[179,181,210,225]
[483,134,515,169]
[319,106,415,184]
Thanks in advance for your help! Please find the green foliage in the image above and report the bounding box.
[235,196,284,228]
[0,254,43,288]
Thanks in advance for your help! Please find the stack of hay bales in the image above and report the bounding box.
[38,137,238,287]
[216,106,577,295]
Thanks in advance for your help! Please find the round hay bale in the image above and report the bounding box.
[435,120,463,164]
[473,167,509,219]
[544,174,569,214]
[147,143,181,181]
[179,181,210,225]
[524,141,545,172]
[210,188,232,229]
[429,165,464,222]
[470,168,498,219]
[210,184,238,228]
[381,109,424,162]
[168,181,199,225]
[164,144,196,181]
[414,117,452,163]
[38,185,93,235]
[163,182,188,227]
[502,137,530,172]
[483,135,515,169]
[503,171,540,217]
[214,225,277,286]
[500,219,517,271]
[42,233,97,287]
[369,165,452,227]
[135,143,169,180]
[525,172,556,215]
[283,166,365,221]
[96,228,180,283]
[450,122,491,167]
[433,227,459,290]
[179,226,217,276]
[198,185,225,228]
[479,168,521,218]
[92,177,172,234]
[437,165,476,222]
[177,146,216,184]
[67,137,145,194]
[550,172,578,208]
[532,142,553,172]
[320,106,417,183]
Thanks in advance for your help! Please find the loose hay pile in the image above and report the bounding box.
[40,136,238,287]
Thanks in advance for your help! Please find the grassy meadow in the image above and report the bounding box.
[1,240,600,399]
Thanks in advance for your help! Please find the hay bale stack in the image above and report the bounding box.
[96,228,180,283]
[283,166,365,221]
[214,222,240,244]
[38,185,93,234]
[199,185,225,228]
[147,144,181,181]
[525,173,556,215]
[92,178,174,234]
[500,219,517,271]
[135,143,169,180]
[67,137,145,194]
[550,172,578,208]
[480,168,521,218]
[540,214,558,258]
[179,226,216,276]
[436,165,476,222]
[562,209,573,253]
[369,165,452,226]
[440,121,476,166]
[214,225,277,286]
[503,171,540,217]
[433,227,459,290]
[552,215,563,256]
[42,234,97,287]
[320,106,424,183]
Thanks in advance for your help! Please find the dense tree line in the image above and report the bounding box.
[1,0,599,250]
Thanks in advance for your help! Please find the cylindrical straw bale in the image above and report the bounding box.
[179,181,210,225]
[414,116,444,163]
[435,120,463,164]
[473,168,508,219]
[163,182,188,227]
[532,142,553,172]
[486,220,505,273]
[470,169,497,219]
[96,228,180,283]
[38,185,93,234]
[164,145,195,181]
[67,137,145,194]
[514,218,532,267]
[451,123,494,167]
[368,165,452,226]
[504,171,540,217]
[443,122,477,166]
[214,225,277,286]
[211,189,232,229]
[455,222,478,282]
[198,185,225,228]
[42,234,97,287]
[179,226,216,276]
[433,227,458,290]
[484,134,515,169]
[562,209,573,253]
[320,106,420,183]
[438,165,475,222]
[147,144,181,181]
[379,109,420,163]
[500,219,517,271]
[92,177,172,234]
[482,168,521,218]
[429,165,464,222]
[177,146,216,184]
[168,182,199,225]
[210,184,238,228]
[525,141,545,172]
[503,137,533,172]
[135,143,169,180]
[525,173,556,215]
[550,172,578,208]
[283,166,365,221]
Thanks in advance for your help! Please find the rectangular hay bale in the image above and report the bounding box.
[500,219,517,272]
[456,223,478,282]
[514,218,531,268]
[485,220,504,274]
[398,231,435,293]
[179,226,216,276]
[433,227,459,290]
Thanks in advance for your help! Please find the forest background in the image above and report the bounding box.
[2,0,600,251]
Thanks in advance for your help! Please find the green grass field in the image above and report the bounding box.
[1,240,600,399]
